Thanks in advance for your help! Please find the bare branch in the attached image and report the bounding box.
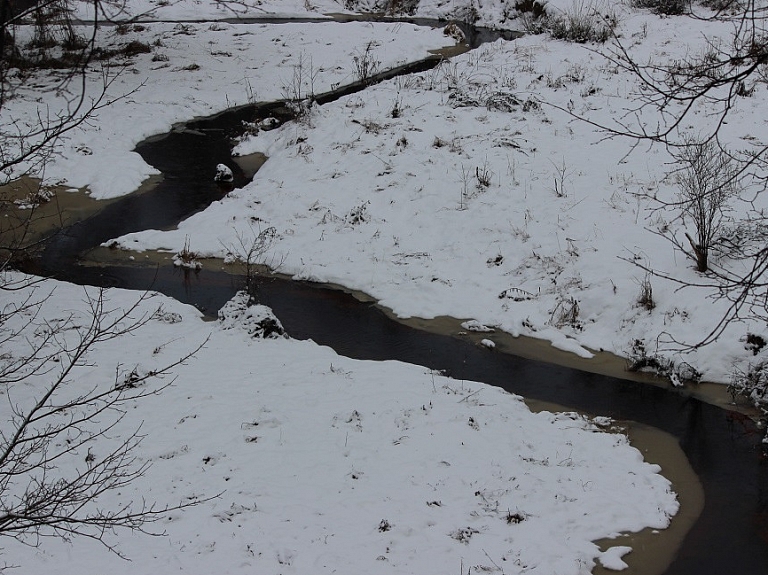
[0,279,209,553]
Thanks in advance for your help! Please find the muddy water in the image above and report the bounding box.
[5,24,768,575]
[587,422,703,575]
[0,177,116,257]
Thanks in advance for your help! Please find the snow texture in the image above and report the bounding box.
[9,0,752,571]
[1,274,678,574]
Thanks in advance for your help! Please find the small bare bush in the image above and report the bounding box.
[174,236,202,270]
[673,138,742,272]
[547,0,618,43]
[345,201,371,226]
[352,42,381,85]
[222,225,279,290]
[632,0,689,15]
[475,160,493,188]
[551,158,570,197]
[515,0,548,18]
[516,0,551,33]
[627,339,701,386]
[743,333,767,356]
[281,52,317,121]
[637,275,655,311]
[550,296,582,330]
[344,0,419,15]
[729,362,768,438]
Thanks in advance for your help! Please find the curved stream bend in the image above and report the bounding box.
[23,20,768,575]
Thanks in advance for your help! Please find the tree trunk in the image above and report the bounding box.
[686,232,708,272]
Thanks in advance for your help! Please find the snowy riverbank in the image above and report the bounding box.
[96,4,768,385]
[0,274,679,573]
[6,0,763,571]
[6,1,763,384]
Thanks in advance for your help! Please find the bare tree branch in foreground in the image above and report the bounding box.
[1,0,143,185]
[0,279,209,555]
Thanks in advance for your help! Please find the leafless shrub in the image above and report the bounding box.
[632,0,689,16]
[483,90,521,112]
[476,160,493,188]
[550,296,582,330]
[92,40,153,61]
[728,361,768,437]
[344,0,419,15]
[345,201,371,226]
[551,157,570,197]
[281,52,317,121]
[450,526,480,543]
[506,510,526,524]
[519,8,551,35]
[626,339,701,385]
[547,0,618,43]
[522,97,541,112]
[174,236,202,270]
[564,62,587,83]
[673,138,742,272]
[459,165,471,210]
[352,41,381,85]
[433,134,465,154]
[390,93,403,118]
[743,332,767,355]
[515,0,548,20]
[222,225,279,291]
[637,274,655,311]
[351,118,384,134]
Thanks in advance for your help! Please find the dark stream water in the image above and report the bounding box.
[23,26,768,575]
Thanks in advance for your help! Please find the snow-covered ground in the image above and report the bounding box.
[4,17,451,198]
[72,1,768,383]
[6,0,762,571]
[0,274,678,574]
[78,0,519,28]
[6,0,761,384]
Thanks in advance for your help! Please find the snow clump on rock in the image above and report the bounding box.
[218,291,287,339]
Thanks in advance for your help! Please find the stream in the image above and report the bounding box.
[15,18,768,575]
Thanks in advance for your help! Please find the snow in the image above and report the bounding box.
[599,545,634,570]
[215,163,234,182]
[74,0,511,25]
[461,319,495,332]
[4,19,452,198]
[0,273,677,574]
[7,0,760,571]
[96,5,767,382]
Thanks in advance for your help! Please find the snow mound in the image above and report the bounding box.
[218,291,287,338]
[462,319,495,332]
[214,163,233,183]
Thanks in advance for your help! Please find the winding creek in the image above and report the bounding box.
[10,18,768,575]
